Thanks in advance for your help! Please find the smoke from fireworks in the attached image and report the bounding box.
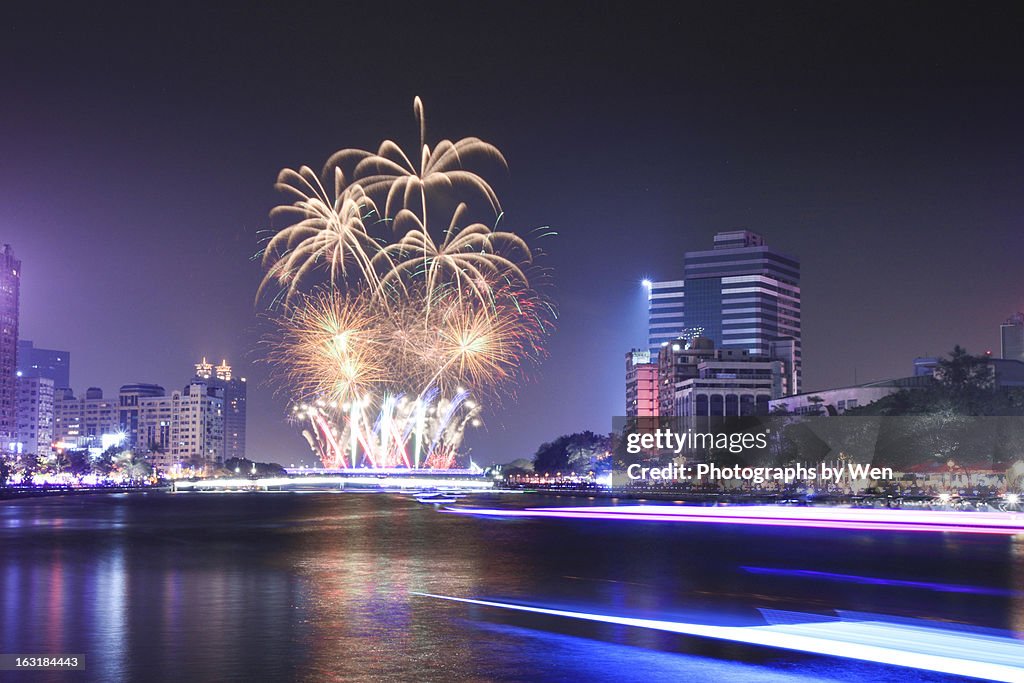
[260,98,554,468]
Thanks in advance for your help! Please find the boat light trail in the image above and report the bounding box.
[412,593,1024,681]
[443,505,1024,534]
[741,566,1022,596]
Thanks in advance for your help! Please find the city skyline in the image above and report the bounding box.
[4,3,1024,464]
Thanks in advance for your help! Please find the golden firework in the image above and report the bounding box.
[267,290,388,405]
[374,203,532,309]
[259,171,385,306]
[260,98,555,469]
[324,96,506,220]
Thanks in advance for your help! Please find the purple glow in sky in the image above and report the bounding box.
[4,3,1024,464]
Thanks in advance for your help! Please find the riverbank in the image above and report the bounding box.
[0,485,171,501]
[510,486,1012,510]
[1,484,1011,513]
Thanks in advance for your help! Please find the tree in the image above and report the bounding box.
[90,446,120,476]
[223,457,286,477]
[841,346,1024,472]
[938,345,992,393]
[112,451,153,482]
[17,453,44,479]
[64,449,91,476]
[533,431,612,474]
[847,346,1023,418]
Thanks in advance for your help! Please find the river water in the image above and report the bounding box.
[1,492,1019,681]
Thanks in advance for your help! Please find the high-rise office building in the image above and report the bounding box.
[625,349,659,417]
[119,383,166,450]
[1001,313,1024,363]
[0,245,20,445]
[15,376,54,458]
[17,340,70,389]
[53,387,119,450]
[138,381,224,474]
[194,358,246,462]
[646,231,801,394]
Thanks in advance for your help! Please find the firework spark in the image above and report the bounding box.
[324,96,507,220]
[375,203,532,309]
[266,290,389,406]
[270,283,549,402]
[259,173,385,306]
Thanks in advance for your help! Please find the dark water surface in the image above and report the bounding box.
[1,492,1020,682]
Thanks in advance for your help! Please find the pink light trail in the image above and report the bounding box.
[443,505,1024,534]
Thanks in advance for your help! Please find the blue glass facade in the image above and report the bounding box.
[680,277,722,346]
[646,231,801,394]
[17,340,70,389]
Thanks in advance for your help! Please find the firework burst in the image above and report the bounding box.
[261,98,554,469]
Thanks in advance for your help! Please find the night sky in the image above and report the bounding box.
[3,2,1023,465]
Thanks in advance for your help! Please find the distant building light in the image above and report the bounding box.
[100,431,127,450]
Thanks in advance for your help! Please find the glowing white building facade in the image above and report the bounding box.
[1002,313,1024,363]
[195,358,246,463]
[53,387,119,450]
[15,375,54,458]
[138,381,224,473]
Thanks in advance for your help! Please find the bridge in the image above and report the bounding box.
[172,468,495,493]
